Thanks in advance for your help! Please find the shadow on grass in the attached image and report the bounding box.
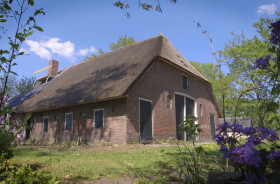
[126,146,225,182]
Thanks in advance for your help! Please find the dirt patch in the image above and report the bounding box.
[62,177,137,184]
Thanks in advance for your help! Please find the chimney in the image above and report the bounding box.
[48,59,59,77]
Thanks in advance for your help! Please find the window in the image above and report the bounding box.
[33,117,37,130]
[94,109,104,129]
[183,75,188,89]
[65,113,73,130]
[43,117,48,132]
[167,95,172,109]
[200,104,203,116]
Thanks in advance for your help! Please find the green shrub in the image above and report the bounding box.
[5,164,59,184]
[0,130,14,166]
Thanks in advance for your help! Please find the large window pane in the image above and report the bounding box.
[65,113,73,130]
[94,110,104,129]
[43,117,48,132]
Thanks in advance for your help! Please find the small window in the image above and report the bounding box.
[200,104,203,116]
[167,95,172,109]
[43,117,48,132]
[94,109,104,129]
[65,113,73,130]
[183,75,188,89]
[33,117,37,129]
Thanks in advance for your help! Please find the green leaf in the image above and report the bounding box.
[24,30,34,37]
[24,114,31,122]
[0,19,7,23]
[28,0,34,6]
[9,71,18,76]
[4,1,11,10]
[33,26,43,32]
[18,52,25,56]
[34,8,45,16]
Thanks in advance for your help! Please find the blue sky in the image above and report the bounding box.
[2,0,279,79]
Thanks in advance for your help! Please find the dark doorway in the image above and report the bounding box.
[139,99,153,143]
[175,95,184,140]
[210,114,216,139]
[25,118,31,140]
[175,95,195,141]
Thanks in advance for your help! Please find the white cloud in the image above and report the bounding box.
[42,38,75,60]
[25,38,97,62]
[77,46,97,56]
[25,40,52,60]
[257,3,277,16]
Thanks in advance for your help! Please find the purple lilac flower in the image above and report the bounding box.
[270,20,280,45]
[267,149,280,164]
[260,127,270,140]
[242,127,257,136]
[255,56,270,69]
[233,142,262,168]
[220,145,230,158]
[232,123,243,133]
[260,127,279,141]
[268,130,279,141]
[248,135,261,145]
[216,121,231,132]
[5,113,11,121]
[16,134,23,140]
[215,133,225,145]
[12,106,16,110]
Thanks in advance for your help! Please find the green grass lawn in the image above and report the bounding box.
[10,143,224,182]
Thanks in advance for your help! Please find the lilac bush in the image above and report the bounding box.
[0,98,25,167]
[215,122,280,183]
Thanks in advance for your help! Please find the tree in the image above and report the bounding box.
[15,76,35,95]
[109,35,135,51]
[0,74,17,99]
[114,0,177,18]
[83,35,135,61]
[83,48,105,61]
[0,0,45,108]
[189,61,236,117]
[221,17,280,129]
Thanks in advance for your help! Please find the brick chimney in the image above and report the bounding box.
[48,59,59,77]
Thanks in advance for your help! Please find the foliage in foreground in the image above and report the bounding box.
[2,161,59,184]
[10,144,222,182]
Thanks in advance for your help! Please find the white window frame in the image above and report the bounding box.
[200,104,203,116]
[138,98,154,138]
[93,108,104,129]
[65,112,73,130]
[42,116,49,132]
[167,95,172,109]
[174,92,198,141]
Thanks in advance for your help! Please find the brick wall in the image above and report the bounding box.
[126,58,220,142]
[25,98,127,144]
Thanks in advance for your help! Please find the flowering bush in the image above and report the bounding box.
[0,99,26,168]
[215,122,280,184]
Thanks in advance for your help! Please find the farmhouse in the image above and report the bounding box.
[11,35,222,144]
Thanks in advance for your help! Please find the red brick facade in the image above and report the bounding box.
[15,58,219,144]
[126,58,219,142]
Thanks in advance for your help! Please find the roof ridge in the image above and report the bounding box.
[65,35,164,69]
[89,35,163,60]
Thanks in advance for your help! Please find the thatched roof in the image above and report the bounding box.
[14,35,220,115]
